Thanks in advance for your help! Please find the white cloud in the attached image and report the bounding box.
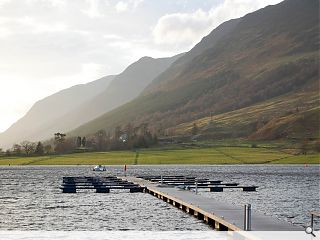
[0,26,11,38]
[115,1,128,13]
[82,0,104,18]
[131,0,143,9]
[20,16,68,33]
[103,33,125,40]
[25,0,66,9]
[115,0,143,13]
[153,9,211,46]
[153,0,283,50]
[0,0,11,7]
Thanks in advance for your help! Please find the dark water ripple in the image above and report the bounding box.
[0,165,319,230]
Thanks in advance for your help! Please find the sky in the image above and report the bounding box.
[0,0,282,133]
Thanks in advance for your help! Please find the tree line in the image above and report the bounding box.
[2,123,158,157]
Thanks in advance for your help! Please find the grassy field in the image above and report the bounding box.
[0,146,318,165]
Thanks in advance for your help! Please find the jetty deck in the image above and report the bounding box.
[124,176,301,232]
[60,176,145,193]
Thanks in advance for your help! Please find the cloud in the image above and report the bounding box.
[153,0,283,50]
[82,0,104,18]
[0,0,11,7]
[115,1,128,13]
[153,9,211,47]
[115,0,143,13]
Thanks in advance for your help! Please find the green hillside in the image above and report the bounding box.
[70,0,319,144]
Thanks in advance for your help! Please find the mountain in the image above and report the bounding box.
[143,17,241,93]
[0,76,114,149]
[70,0,319,141]
[0,54,181,149]
[174,90,319,140]
[55,54,183,132]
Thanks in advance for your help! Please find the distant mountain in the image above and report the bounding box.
[70,0,319,141]
[0,76,114,149]
[56,54,183,132]
[0,54,181,149]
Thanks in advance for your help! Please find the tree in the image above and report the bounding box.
[95,130,107,151]
[13,144,22,155]
[44,145,52,155]
[114,126,121,141]
[54,133,66,142]
[125,123,134,141]
[81,137,86,147]
[35,142,44,155]
[76,136,82,147]
[21,141,36,156]
[54,133,67,154]
[5,150,11,156]
[140,123,148,136]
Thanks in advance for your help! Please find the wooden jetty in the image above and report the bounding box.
[124,176,301,232]
[61,176,145,193]
[60,175,301,234]
[138,175,258,192]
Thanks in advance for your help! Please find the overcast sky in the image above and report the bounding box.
[0,0,282,133]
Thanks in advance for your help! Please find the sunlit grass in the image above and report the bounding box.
[0,147,318,165]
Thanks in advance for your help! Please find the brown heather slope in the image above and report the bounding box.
[174,91,319,140]
[70,0,319,141]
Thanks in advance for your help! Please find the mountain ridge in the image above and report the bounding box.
[70,0,319,142]
[0,53,182,149]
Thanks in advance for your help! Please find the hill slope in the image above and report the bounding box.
[71,0,319,141]
[174,90,319,140]
[56,54,182,132]
[0,54,181,149]
[0,76,114,149]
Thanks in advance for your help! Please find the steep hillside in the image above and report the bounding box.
[143,18,240,93]
[57,54,182,131]
[174,91,319,140]
[71,0,319,141]
[0,76,114,149]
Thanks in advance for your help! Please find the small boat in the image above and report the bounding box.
[93,165,106,171]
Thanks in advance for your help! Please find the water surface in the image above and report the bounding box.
[0,165,319,230]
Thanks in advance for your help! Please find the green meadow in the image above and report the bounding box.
[0,146,318,165]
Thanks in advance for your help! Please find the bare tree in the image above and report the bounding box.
[13,144,22,155]
[20,141,36,156]
[44,145,52,155]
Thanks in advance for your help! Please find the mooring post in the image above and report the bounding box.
[195,179,198,195]
[244,204,252,231]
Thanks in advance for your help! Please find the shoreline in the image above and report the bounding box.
[0,163,319,166]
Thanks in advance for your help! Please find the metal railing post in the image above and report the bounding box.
[161,175,163,185]
[195,180,198,194]
[244,204,252,231]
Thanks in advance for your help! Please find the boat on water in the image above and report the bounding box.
[93,165,106,171]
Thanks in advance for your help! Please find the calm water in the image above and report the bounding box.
[0,165,319,230]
